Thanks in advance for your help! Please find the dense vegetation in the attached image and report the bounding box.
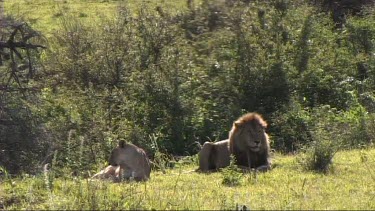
[1,0,375,210]
[0,0,374,177]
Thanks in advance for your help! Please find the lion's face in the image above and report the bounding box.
[229,112,271,170]
[237,121,267,152]
[108,147,125,166]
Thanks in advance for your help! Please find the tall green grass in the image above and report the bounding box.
[1,148,375,210]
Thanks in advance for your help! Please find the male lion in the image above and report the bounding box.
[197,112,271,172]
[108,140,151,181]
[229,112,271,171]
[197,139,230,172]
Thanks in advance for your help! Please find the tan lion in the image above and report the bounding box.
[108,140,151,181]
[197,139,230,172]
[197,112,271,172]
[229,112,271,171]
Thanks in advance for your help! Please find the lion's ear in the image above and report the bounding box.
[260,120,268,129]
[234,121,243,129]
[119,140,126,148]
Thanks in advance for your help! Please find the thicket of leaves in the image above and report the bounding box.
[1,0,374,174]
[0,17,48,174]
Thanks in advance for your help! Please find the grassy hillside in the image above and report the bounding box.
[1,148,375,210]
[4,0,190,35]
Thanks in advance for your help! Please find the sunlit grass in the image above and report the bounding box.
[1,148,375,210]
[4,0,191,36]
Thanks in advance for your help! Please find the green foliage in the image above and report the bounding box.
[271,97,312,152]
[0,166,10,180]
[149,133,172,173]
[341,103,374,148]
[297,105,344,173]
[2,0,375,175]
[0,17,48,174]
[298,135,338,173]
[221,155,242,187]
[2,2,375,210]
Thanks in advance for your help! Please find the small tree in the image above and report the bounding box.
[0,17,46,174]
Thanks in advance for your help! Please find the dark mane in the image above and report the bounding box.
[234,112,267,128]
[228,112,271,170]
[197,112,271,172]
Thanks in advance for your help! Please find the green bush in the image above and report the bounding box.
[298,135,338,173]
[297,105,345,173]
[221,155,242,187]
[270,97,312,153]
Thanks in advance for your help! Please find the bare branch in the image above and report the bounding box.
[0,41,46,50]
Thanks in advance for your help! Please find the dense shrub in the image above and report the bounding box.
[0,17,48,174]
[1,1,374,174]
[270,97,312,153]
[297,106,343,173]
[298,137,338,173]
